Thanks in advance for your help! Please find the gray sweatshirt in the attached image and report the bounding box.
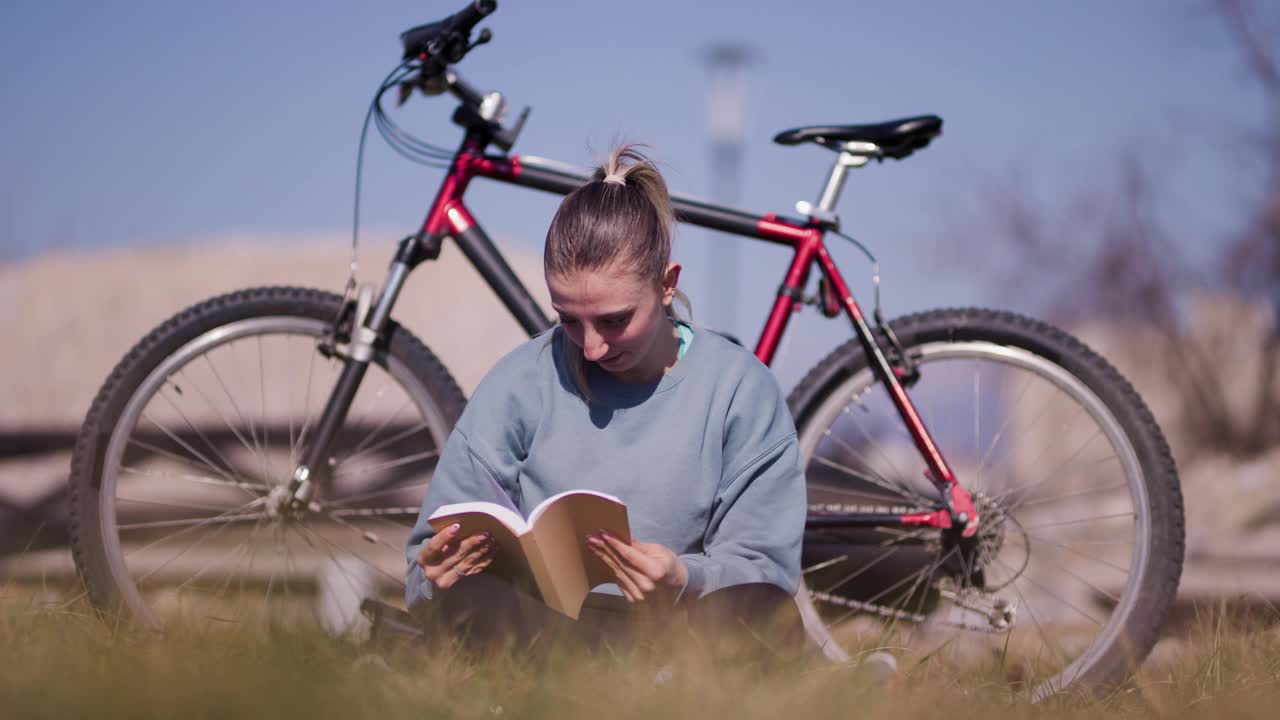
[404,326,805,610]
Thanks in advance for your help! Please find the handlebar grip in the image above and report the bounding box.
[401,0,496,60]
[450,0,496,36]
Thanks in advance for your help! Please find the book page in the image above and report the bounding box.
[427,503,532,590]
[527,489,624,527]
[527,491,631,618]
[429,501,527,535]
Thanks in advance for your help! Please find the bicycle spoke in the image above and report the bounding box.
[1002,569,1073,667]
[988,424,1103,506]
[1028,543,1123,605]
[118,512,267,532]
[974,374,1036,485]
[293,525,383,620]
[834,405,917,498]
[1012,480,1130,510]
[170,525,263,598]
[170,368,262,471]
[344,395,415,461]
[1025,533,1131,575]
[156,381,243,481]
[1020,511,1134,532]
[138,412,253,494]
[289,342,324,466]
[296,523,405,590]
[122,497,269,562]
[994,451,1120,511]
[813,543,904,596]
[325,480,431,509]
[328,506,420,519]
[133,502,266,587]
[1004,562,1105,627]
[120,450,266,495]
[205,350,266,462]
[117,471,262,509]
[332,449,441,479]
[973,360,981,482]
[337,418,434,470]
[217,522,265,600]
[287,336,297,471]
[258,335,271,485]
[325,511,412,556]
[811,454,929,505]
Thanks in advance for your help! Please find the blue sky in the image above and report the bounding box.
[0,0,1265,384]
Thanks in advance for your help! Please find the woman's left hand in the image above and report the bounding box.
[586,531,689,604]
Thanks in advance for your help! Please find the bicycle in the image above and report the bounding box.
[68,0,1184,700]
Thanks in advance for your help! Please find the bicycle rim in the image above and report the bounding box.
[96,315,450,631]
[796,340,1150,698]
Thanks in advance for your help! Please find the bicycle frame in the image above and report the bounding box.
[289,126,979,540]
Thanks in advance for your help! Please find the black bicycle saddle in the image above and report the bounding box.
[773,115,943,159]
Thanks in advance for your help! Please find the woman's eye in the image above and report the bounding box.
[603,315,629,328]
[558,317,579,326]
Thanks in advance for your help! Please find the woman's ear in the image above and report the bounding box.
[661,262,682,306]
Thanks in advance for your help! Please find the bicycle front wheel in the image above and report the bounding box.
[788,308,1183,698]
[69,286,465,631]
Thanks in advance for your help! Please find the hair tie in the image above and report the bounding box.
[602,172,626,186]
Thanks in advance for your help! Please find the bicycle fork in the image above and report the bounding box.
[269,240,421,517]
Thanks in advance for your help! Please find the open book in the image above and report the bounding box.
[427,489,631,619]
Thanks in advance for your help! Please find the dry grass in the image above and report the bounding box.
[0,590,1277,720]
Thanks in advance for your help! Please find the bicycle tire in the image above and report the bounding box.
[787,308,1183,698]
[69,286,466,630]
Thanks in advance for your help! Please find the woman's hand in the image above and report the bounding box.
[586,531,689,604]
[415,523,496,589]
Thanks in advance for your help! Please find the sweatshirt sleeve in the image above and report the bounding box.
[403,344,543,611]
[677,362,806,600]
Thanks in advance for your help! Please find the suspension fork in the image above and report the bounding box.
[282,236,425,510]
[280,132,494,510]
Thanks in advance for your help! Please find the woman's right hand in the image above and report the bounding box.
[415,523,496,589]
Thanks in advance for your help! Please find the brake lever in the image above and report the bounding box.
[398,27,494,107]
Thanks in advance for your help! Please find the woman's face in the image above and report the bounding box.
[547,261,682,383]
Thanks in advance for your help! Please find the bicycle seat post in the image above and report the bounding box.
[816,142,878,213]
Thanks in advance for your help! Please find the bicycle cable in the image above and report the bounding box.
[347,59,458,307]
[829,228,883,321]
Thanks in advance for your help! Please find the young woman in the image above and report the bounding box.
[405,145,807,653]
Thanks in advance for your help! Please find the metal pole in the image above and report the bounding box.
[705,44,755,336]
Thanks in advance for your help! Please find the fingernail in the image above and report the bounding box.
[449,523,461,533]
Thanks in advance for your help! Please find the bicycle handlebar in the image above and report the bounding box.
[400,0,496,63]
[393,2,528,153]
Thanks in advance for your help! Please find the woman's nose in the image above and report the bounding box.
[581,326,609,361]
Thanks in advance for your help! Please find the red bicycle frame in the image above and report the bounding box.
[403,129,980,538]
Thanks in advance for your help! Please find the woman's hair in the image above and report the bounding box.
[544,144,690,401]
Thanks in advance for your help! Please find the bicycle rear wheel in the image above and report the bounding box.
[788,308,1183,698]
[69,286,465,631]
